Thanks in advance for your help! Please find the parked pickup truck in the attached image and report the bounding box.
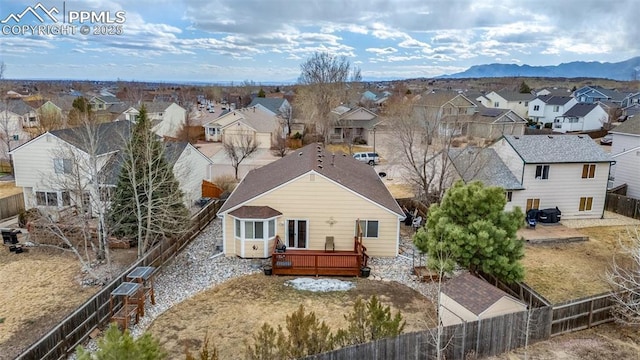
[353,152,380,165]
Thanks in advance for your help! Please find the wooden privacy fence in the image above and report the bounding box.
[303,307,552,360]
[0,192,25,220]
[550,292,616,336]
[15,199,222,360]
[605,193,640,219]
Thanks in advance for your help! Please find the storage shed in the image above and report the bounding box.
[440,272,526,326]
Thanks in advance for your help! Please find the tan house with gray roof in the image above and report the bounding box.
[203,106,281,148]
[484,90,535,120]
[217,143,405,258]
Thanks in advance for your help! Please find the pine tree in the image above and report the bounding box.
[109,105,189,256]
[76,324,166,360]
[414,181,525,283]
[519,81,532,94]
[257,88,266,97]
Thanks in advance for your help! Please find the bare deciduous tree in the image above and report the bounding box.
[382,97,465,205]
[29,115,119,282]
[223,130,258,180]
[606,227,640,326]
[297,52,358,143]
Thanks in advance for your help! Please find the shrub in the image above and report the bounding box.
[76,324,166,360]
[184,333,219,360]
[211,175,238,193]
[334,295,405,347]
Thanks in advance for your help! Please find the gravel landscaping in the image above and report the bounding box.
[74,219,437,354]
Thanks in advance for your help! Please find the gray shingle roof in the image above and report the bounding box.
[218,143,404,216]
[0,99,35,115]
[443,272,518,316]
[543,96,574,106]
[610,116,640,136]
[562,103,598,117]
[449,147,524,190]
[50,120,133,155]
[247,98,286,114]
[496,90,535,102]
[503,135,612,163]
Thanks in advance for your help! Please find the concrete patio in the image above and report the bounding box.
[518,223,589,244]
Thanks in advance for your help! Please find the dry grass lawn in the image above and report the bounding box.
[147,274,437,360]
[0,246,136,360]
[0,181,22,198]
[523,225,636,304]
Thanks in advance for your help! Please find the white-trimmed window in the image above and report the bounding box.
[53,158,72,174]
[579,197,593,211]
[535,165,549,179]
[582,164,596,179]
[505,191,513,202]
[356,220,379,238]
[234,218,276,240]
[35,191,70,207]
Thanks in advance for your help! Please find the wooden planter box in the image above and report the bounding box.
[413,266,442,282]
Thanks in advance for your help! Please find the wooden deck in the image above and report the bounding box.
[271,234,369,277]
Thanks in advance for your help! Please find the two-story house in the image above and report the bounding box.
[484,90,535,120]
[247,97,291,117]
[609,117,640,199]
[9,121,213,219]
[489,135,612,219]
[203,106,281,148]
[0,99,36,155]
[553,103,608,133]
[329,106,379,144]
[119,102,187,139]
[573,86,626,105]
[527,95,578,125]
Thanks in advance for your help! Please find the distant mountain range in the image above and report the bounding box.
[439,57,640,81]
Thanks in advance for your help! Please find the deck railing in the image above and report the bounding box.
[271,234,368,277]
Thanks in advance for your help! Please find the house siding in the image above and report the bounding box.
[173,145,213,206]
[150,103,186,138]
[611,133,640,199]
[481,297,527,319]
[519,162,610,219]
[440,293,477,326]
[222,173,400,257]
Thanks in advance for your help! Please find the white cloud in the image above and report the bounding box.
[365,47,398,55]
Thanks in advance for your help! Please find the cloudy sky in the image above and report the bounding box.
[1,0,638,83]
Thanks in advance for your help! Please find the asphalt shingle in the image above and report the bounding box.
[503,135,612,163]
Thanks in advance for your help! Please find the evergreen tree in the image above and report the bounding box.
[257,88,266,97]
[414,181,525,283]
[76,324,166,360]
[519,80,532,94]
[109,105,189,256]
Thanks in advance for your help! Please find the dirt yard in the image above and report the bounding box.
[0,246,136,360]
[523,225,636,304]
[146,274,437,360]
[489,322,640,360]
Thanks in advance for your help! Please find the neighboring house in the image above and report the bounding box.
[609,117,640,199]
[360,90,391,109]
[440,272,526,326]
[621,92,640,108]
[329,106,379,144]
[203,106,280,148]
[217,143,405,258]
[553,103,608,133]
[489,135,612,219]
[484,90,535,120]
[247,97,291,117]
[10,121,212,218]
[0,99,35,154]
[88,95,122,111]
[119,102,187,139]
[527,95,578,125]
[441,107,527,140]
[449,147,525,204]
[622,103,640,119]
[573,86,626,105]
